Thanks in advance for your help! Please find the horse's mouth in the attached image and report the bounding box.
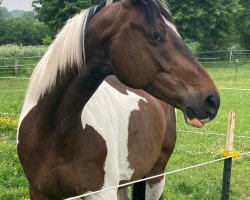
[184,107,210,128]
[185,117,204,128]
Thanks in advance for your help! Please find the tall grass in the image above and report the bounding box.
[0,45,48,77]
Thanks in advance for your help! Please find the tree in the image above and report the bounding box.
[0,7,10,19]
[31,0,248,50]
[32,0,100,34]
[0,17,52,45]
[0,2,6,38]
[167,0,243,50]
[22,11,36,20]
[238,0,250,49]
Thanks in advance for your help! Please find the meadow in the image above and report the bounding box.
[0,57,249,199]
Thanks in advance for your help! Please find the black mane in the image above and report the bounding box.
[86,0,173,26]
[86,1,107,24]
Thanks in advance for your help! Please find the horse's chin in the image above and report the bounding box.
[184,117,210,128]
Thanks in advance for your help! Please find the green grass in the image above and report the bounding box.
[0,62,249,199]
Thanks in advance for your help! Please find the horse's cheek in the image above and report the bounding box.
[109,46,155,89]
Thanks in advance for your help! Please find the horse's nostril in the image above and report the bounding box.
[206,95,216,109]
[205,95,218,118]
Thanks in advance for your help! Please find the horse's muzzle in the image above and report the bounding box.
[183,90,220,128]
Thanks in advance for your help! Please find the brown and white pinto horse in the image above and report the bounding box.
[17,0,220,199]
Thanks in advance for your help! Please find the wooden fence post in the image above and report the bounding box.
[229,48,233,62]
[14,57,19,75]
[221,111,236,200]
[234,59,238,82]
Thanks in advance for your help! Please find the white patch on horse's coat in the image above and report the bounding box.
[146,177,165,200]
[85,190,117,200]
[161,15,181,37]
[117,187,130,200]
[81,81,147,198]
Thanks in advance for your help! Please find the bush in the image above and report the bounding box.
[0,45,47,58]
[0,17,52,46]
[42,36,52,46]
[185,39,201,54]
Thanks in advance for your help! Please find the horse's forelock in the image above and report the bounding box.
[134,0,174,31]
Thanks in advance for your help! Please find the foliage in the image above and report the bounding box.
[42,36,53,46]
[32,0,248,50]
[0,7,50,46]
[0,7,10,19]
[22,11,36,20]
[32,0,101,34]
[167,0,244,50]
[0,17,51,46]
[0,45,47,58]
[0,0,249,49]
[237,0,250,49]
[185,39,201,54]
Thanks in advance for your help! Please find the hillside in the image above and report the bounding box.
[9,9,26,17]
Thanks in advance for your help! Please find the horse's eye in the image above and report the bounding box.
[151,32,163,42]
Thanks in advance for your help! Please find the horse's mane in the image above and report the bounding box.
[25,10,90,106]
[17,9,93,142]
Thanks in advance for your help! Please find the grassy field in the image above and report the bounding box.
[0,62,249,199]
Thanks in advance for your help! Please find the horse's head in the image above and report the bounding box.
[86,0,220,128]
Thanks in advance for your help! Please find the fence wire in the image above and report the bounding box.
[65,151,250,200]
[177,129,250,139]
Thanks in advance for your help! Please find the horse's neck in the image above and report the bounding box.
[29,14,114,130]
[35,69,106,128]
